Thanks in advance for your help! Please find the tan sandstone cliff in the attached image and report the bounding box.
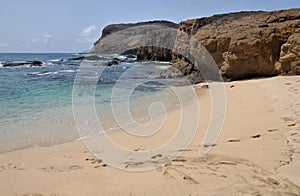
[175,8,300,81]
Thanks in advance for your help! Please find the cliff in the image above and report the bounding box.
[176,8,300,81]
[90,20,178,56]
[91,8,300,83]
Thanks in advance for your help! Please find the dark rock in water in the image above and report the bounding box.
[3,60,43,67]
[66,55,108,61]
[30,61,43,66]
[106,59,119,66]
[121,48,138,55]
[67,56,85,61]
[85,55,108,61]
[3,62,21,67]
[104,56,137,67]
[112,57,121,61]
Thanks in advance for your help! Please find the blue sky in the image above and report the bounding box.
[0,0,299,53]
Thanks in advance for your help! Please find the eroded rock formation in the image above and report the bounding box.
[91,8,300,83]
[177,8,300,81]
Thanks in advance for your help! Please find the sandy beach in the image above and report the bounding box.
[0,76,300,195]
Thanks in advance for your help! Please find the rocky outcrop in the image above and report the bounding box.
[91,8,300,83]
[136,47,173,61]
[277,29,300,75]
[64,55,109,61]
[175,8,300,81]
[90,20,178,54]
[2,61,43,67]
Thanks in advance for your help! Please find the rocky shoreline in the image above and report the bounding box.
[91,8,300,83]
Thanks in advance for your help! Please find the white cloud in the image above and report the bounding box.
[42,33,55,44]
[0,42,8,47]
[31,33,56,45]
[76,25,98,43]
[32,38,39,43]
[81,25,96,37]
[42,33,54,39]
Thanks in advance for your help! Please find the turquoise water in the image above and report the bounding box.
[0,53,194,153]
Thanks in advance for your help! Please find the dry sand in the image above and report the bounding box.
[0,76,300,195]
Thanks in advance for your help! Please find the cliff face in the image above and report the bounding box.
[91,8,300,83]
[177,8,300,81]
[90,20,178,55]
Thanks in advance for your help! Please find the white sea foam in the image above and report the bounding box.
[49,59,61,62]
[37,71,58,76]
[59,69,76,73]
[27,71,59,76]
[82,76,98,79]
[26,72,40,76]
[43,62,56,66]
[117,55,127,60]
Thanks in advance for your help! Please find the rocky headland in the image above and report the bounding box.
[91,8,300,83]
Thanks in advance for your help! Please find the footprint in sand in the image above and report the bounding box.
[163,166,199,184]
[172,158,187,162]
[251,134,261,139]
[151,154,162,159]
[177,149,192,152]
[283,117,295,122]
[268,129,279,132]
[85,157,107,168]
[288,123,297,127]
[160,154,300,194]
[133,146,146,152]
[227,139,241,142]
[23,193,45,196]
[0,163,26,171]
[40,165,83,172]
[202,143,217,148]
[291,132,298,136]
[183,175,199,184]
[226,134,261,144]
[162,169,176,179]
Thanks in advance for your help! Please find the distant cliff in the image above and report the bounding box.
[91,8,300,83]
[90,20,178,56]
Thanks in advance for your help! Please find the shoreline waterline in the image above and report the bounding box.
[0,85,200,154]
[0,53,199,154]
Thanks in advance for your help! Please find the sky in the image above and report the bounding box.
[0,0,299,53]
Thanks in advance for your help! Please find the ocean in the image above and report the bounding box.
[0,53,195,153]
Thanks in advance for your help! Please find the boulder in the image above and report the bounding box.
[66,55,108,61]
[3,60,43,67]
